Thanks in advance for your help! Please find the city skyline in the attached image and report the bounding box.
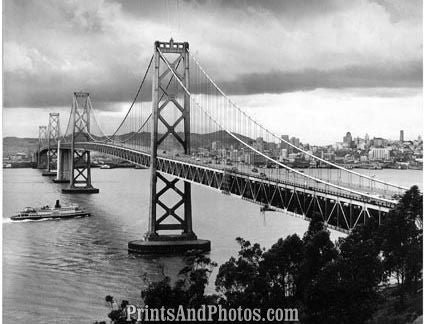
[2,103,422,148]
[2,88,423,145]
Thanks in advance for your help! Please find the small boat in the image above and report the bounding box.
[11,200,90,221]
[100,164,111,169]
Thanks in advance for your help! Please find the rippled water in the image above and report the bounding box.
[3,168,422,323]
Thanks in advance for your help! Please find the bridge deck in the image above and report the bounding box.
[49,141,399,233]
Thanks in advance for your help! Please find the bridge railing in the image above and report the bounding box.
[71,140,400,208]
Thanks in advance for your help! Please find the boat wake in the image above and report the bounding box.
[4,217,58,224]
[4,214,90,224]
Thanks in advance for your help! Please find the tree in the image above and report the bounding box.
[142,251,218,308]
[99,188,423,323]
[333,221,384,323]
[215,237,268,308]
[380,186,423,301]
[260,234,304,305]
[299,214,339,323]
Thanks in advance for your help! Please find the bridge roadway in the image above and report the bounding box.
[53,141,398,233]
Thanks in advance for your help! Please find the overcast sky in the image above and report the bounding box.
[2,0,423,144]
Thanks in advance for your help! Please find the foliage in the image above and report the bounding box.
[101,187,422,324]
[380,186,423,303]
[142,250,218,308]
[215,237,267,308]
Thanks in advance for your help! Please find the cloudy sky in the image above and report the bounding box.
[3,0,423,144]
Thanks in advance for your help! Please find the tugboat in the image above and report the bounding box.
[11,200,90,221]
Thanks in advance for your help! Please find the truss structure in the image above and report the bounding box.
[68,92,95,190]
[37,126,48,168]
[47,113,60,171]
[146,39,195,240]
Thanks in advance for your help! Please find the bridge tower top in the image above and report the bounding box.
[155,38,189,53]
[38,125,47,148]
[48,113,60,145]
[71,92,92,142]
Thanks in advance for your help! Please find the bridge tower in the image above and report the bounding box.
[37,126,48,169]
[42,113,60,176]
[62,92,99,193]
[129,39,210,254]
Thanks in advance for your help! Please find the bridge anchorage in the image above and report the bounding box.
[60,92,99,193]
[129,39,211,254]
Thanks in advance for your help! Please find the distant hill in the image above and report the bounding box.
[3,137,39,156]
[3,130,255,156]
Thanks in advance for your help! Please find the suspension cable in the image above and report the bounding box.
[118,54,184,144]
[188,50,407,191]
[157,47,399,202]
[110,55,154,139]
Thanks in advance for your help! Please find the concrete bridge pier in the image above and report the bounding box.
[37,151,48,170]
[53,144,70,183]
[41,149,57,176]
[42,169,57,177]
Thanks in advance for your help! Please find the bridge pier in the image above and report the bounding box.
[53,143,71,183]
[37,152,48,170]
[61,150,99,193]
[129,39,210,254]
[42,170,57,176]
[62,149,99,193]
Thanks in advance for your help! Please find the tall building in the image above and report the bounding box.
[290,137,300,148]
[280,135,289,150]
[255,137,264,151]
[369,148,390,161]
[343,132,353,148]
[400,130,404,142]
[373,137,385,148]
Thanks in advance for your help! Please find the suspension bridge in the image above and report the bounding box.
[35,39,408,253]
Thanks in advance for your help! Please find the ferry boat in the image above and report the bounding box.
[11,200,90,221]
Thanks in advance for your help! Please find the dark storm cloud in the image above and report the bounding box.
[212,0,351,16]
[4,60,421,107]
[182,0,421,21]
[3,69,152,108]
[3,0,422,108]
[224,61,423,95]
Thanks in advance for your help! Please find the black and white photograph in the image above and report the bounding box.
[2,0,423,323]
